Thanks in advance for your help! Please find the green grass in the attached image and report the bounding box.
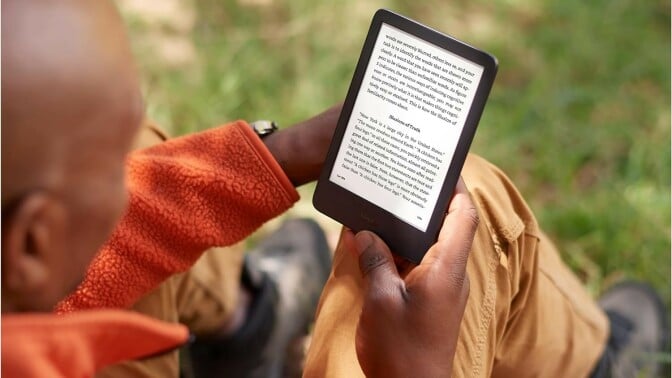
[121,0,670,302]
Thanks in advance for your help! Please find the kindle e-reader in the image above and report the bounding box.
[313,9,498,263]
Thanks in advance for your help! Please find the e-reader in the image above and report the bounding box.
[313,9,498,263]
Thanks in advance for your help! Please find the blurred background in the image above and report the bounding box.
[117,0,670,302]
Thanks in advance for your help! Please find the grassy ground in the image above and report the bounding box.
[120,0,670,302]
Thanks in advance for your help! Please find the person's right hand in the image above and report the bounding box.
[348,178,478,377]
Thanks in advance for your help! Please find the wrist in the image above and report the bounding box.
[257,103,341,187]
[247,119,301,187]
[262,127,324,187]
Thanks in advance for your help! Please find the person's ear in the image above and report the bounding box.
[2,191,67,312]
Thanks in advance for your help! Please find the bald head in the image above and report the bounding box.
[1,0,144,312]
[2,0,142,200]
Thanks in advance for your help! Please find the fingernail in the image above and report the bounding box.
[355,232,372,253]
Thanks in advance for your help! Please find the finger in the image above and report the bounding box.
[440,177,478,238]
[424,177,478,280]
[355,231,404,297]
[334,226,357,258]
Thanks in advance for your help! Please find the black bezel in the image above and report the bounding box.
[313,9,498,263]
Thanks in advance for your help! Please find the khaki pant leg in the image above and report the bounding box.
[304,154,608,378]
[96,122,247,377]
[176,245,246,336]
[459,154,608,377]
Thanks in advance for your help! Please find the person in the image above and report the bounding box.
[2,1,666,377]
[1,1,474,377]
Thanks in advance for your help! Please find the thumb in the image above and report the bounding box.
[355,231,402,295]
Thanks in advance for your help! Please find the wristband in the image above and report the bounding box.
[250,120,278,138]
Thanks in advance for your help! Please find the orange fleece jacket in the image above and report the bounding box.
[3,121,299,377]
[58,120,299,312]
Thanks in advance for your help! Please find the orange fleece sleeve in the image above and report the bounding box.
[2,311,189,377]
[56,121,299,313]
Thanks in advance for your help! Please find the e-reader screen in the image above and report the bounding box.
[329,23,484,232]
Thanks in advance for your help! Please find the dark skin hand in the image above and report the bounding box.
[337,178,478,377]
[262,103,342,186]
[266,104,476,375]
